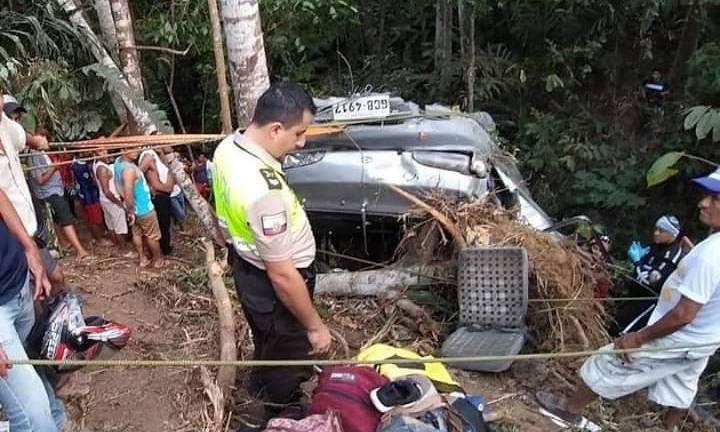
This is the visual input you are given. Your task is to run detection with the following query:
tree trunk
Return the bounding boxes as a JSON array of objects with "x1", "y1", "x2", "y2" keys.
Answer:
[
  {"x1": 92, "y1": 0, "x2": 128, "y2": 124},
  {"x1": 110, "y1": 0, "x2": 144, "y2": 96},
  {"x1": 208, "y1": 0, "x2": 234, "y2": 133},
  {"x1": 467, "y1": 6, "x2": 476, "y2": 112},
  {"x1": 434, "y1": 0, "x2": 453, "y2": 97},
  {"x1": 315, "y1": 266, "x2": 449, "y2": 296},
  {"x1": 669, "y1": 0, "x2": 704, "y2": 85},
  {"x1": 219, "y1": 0, "x2": 270, "y2": 127},
  {"x1": 165, "y1": 152, "x2": 226, "y2": 246},
  {"x1": 93, "y1": 0, "x2": 118, "y2": 55},
  {"x1": 56, "y1": 0, "x2": 157, "y2": 134}
]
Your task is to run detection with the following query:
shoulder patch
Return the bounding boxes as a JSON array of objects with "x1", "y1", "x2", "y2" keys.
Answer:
[
  {"x1": 261, "y1": 211, "x2": 288, "y2": 236},
  {"x1": 259, "y1": 168, "x2": 283, "y2": 190}
]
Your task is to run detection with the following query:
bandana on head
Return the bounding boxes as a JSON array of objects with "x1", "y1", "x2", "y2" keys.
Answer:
[{"x1": 655, "y1": 215, "x2": 680, "y2": 240}]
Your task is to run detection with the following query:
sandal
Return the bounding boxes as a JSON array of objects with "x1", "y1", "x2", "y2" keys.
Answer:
[{"x1": 535, "y1": 391, "x2": 601, "y2": 431}]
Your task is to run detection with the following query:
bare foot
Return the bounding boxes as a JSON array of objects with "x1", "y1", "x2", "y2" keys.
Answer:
[
  {"x1": 77, "y1": 249, "x2": 91, "y2": 259},
  {"x1": 139, "y1": 257, "x2": 151, "y2": 268},
  {"x1": 150, "y1": 259, "x2": 165, "y2": 269}
]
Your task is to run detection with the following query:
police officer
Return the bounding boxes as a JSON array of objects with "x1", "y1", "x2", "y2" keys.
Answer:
[{"x1": 213, "y1": 83, "x2": 331, "y2": 424}]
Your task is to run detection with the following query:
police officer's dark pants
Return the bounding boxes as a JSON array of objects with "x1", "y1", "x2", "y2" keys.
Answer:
[
  {"x1": 229, "y1": 248, "x2": 315, "y2": 411},
  {"x1": 152, "y1": 192, "x2": 172, "y2": 255}
]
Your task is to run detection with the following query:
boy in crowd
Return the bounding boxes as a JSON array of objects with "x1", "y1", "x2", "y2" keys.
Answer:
[{"x1": 70, "y1": 152, "x2": 109, "y2": 245}]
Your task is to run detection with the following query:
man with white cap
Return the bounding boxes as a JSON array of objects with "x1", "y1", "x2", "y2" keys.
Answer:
[{"x1": 537, "y1": 166, "x2": 720, "y2": 431}]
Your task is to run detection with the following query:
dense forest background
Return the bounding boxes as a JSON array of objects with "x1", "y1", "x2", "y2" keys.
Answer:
[{"x1": 2, "y1": 0, "x2": 720, "y2": 251}]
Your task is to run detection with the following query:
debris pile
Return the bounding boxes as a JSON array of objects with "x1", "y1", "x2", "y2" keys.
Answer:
[{"x1": 398, "y1": 193, "x2": 610, "y2": 352}]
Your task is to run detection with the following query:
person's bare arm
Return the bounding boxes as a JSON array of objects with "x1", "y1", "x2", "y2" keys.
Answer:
[
  {"x1": 121, "y1": 167, "x2": 137, "y2": 224},
  {"x1": 265, "y1": 260, "x2": 332, "y2": 354},
  {"x1": 97, "y1": 166, "x2": 123, "y2": 207},
  {"x1": 31, "y1": 156, "x2": 58, "y2": 185},
  {"x1": 615, "y1": 296, "x2": 702, "y2": 362},
  {"x1": 0, "y1": 188, "x2": 51, "y2": 300},
  {"x1": 140, "y1": 156, "x2": 172, "y2": 193}
]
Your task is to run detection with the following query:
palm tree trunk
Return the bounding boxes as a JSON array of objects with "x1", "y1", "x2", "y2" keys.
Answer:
[
  {"x1": 219, "y1": 0, "x2": 270, "y2": 127},
  {"x1": 93, "y1": 0, "x2": 127, "y2": 124},
  {"x1": 110, "y1": 0, "x2": 144, "y2": 95},
  {"x1": 94, "y1": 0, "x2": 118, "y2": 55},
  {"x1": 208, "y1": 0, "x2": 234, "y2": 133},
  {"x1": 57, "y1": 0, "x2": 157, "y2": 133}
]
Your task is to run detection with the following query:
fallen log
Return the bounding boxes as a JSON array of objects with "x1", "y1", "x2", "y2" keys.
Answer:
[
  {"x1": 315, "y1": 266, "x2": 450, "y2": 296},
  {"x1": 204, "y1": 239, "x2": 237, "y2": 396}
]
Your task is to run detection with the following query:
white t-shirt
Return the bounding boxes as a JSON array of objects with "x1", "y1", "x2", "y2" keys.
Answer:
[
  {"x1": 648, "y1": 232, "x2": 720, "y2": 356},
  {"x1": 0, "y1": 113, "x2": 37, "y2": 236},
  {"x1": 139, "y1": 150, "x2": 181, "y2": 197},
  {"x1": 93, "y1": 160, "x2": 120, "y2": 204}
]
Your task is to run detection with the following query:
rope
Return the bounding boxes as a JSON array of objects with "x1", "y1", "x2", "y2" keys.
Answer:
[{"x1": 10, "y1": 340, "x2": 720, "y2": 368}]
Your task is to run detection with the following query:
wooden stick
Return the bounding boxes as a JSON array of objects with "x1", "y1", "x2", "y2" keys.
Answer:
[
  {"x1": 204, "y1": 239, "x2": 237, "y2": 396},
  {"x1": 388, "y1": 185, "x2": 467, "y2": 250}
]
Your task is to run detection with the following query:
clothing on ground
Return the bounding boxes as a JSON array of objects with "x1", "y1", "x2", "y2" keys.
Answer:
[
  {"x1": 213, "y1": 132, "x2": 315, "y2": 270},
  {"x1": 152, "y1": 191, "x2": 172, "y2": 254},
  {"x1": 580, "y1": 341, "x2": 709, "y2": 409},
  {"x1": 70, "y1": 159, "x2": 100, "y2": 205},
  {"x1": 113, "y1": 157, "x2": 154, "y2": 217},
  {"x1": 43, "y1": 194, "x2": 75, "y2": 227},
  {"x1": 647, "y1": 232, "x2": 720, "y2": 357},
  {"x1": 131, "y1": 211, "x2": 161, "y2": 241},
  {"x1": 0, "y1": 276, "x2": 66, "y2": 431},
  {"x1": 0, "y1": 220, "x2": 28, "y2": 304},
  {"x1": 26, "y1": 151, "x2": 64, "y2": 200},
  {"x1": 0, "y1": 113, "x2": 37, "y2": 236},
  {"x1": 230, "y1": 248, "x2": 315, "y2": 407}
]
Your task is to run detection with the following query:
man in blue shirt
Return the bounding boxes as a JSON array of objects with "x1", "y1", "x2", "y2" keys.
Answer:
[
  {"x1": 0, "y1": 187, "x2": 65, "y2": 431},
  {"x1": 114, "y1": 148, "x2": 163, "y2": 268}
]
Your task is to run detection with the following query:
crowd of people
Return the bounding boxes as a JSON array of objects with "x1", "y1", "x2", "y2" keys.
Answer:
[{"x1": 0, "y1": 92, "x2": 216, "y2": 431}]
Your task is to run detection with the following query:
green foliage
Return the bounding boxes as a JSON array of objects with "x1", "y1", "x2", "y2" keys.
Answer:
[
  {"x1": 261, "y1": 0, "x2": 359, "y2": 85},
  {"x1": 9, "y1": 60, "x2": 107, "y2": 140},
  {"x1": 646, "y1": 151, "x2": 685, "y2": 187},
  {"x1": 686, "y1": 42, "x2": 720, "y2": 105},
  {"x1": 683, "y1": 105, "x2": 720, "y2": 142}
]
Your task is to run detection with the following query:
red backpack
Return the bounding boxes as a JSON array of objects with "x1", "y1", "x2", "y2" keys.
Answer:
[{"x1": 309, "y1": 366, "x2": 389, "y2": 432}]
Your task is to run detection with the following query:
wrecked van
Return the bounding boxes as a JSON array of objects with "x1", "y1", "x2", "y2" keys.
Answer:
[{"x1": 283, "y1": 95, "x2": 552, "y2": 262}]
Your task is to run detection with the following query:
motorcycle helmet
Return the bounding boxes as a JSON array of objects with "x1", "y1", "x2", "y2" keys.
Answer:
[{"x1": 37, "y1": 293, "x2": 131, "y2": 372}]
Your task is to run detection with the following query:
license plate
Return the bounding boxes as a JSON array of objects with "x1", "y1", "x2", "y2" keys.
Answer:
[{"x1": 332, "y1": 95, "x2": 390, "y2": 121}]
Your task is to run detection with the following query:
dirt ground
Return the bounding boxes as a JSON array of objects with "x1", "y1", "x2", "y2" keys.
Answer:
[
  {"x1": 51, "y1": 221, "x2": 716, "y2": 432},
  {"x1": 58, "y1": 226, "x2": 209, "y2": 432}
]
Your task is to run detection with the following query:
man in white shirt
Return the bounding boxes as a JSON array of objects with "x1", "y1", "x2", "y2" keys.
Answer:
[
  {"x1": 0, "y1": 95, "x2": 66, "y2": 291},
  {"x1": 537, "y1": 167, "x2": 720, "y2": 431}
]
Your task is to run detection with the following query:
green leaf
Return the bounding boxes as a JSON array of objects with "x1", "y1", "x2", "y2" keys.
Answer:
[
  {"x1": 696, "y1": 110, "x2": 717, "y2": 140},
  {"x1": 684, "y1": 105, "x2": 710, "y2": 130},
  {"x1": 714, "y1": 121, "x2": 720, "y2": 143},
  {"x1": 646, "y1": 151, "x2": 685, "y2": 187}
]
